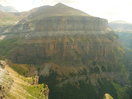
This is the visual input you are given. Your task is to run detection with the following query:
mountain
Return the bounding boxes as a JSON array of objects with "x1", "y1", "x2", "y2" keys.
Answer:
[
  {"x1": 109, "y1": 20, "x2": 132, "y2": 49},
  {"x1": 0, "y1": 11, "x2": 20, "y2": 35},
  {"x1": 109, "y1": 21, "x2": 132, "y2": 99},
  {"x1": 0, "y1": 11, "x2": 19, "y2": 26},
  {"x1": 0, "y1": 4, "x2": 17, "y2": 12},
  {"x1": 0, "y1": 3, "x2": 131, "y2": 99},
  {"x1": 110, "y1": 20, "x2": 128, "y2": 24},
  {"x1": 109, "y1": 21, "x2": 132, "y2": 32},
  {"x1": 4, "y1": 3, "x2": 108, "y2": 36},
  {"x1": 26, "y1": 3, "x2": 89, "y2": 21},
  {"x1": 0, "y1": 11, "x2": 19, "y2": 35},
  {"x1": 0, "y1": 11, "x2": 29, "y2": 33}
]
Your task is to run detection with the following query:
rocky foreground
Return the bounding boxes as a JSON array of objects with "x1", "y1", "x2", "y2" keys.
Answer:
[{"x1": 0, "y1": 61, "x2": 48, "y2": 99}]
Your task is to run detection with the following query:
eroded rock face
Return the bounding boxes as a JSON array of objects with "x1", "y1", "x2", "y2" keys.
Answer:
[
  {"x1": 8, "y1": 20, "x2": 126, "y2": 99},
  {"x1": 10, "y1": 16, "x2": 108, "y2": 33},
  {"x1": 6, "y1": 3, "x2": 109, "y2": 36},
  {"x1": 0, "y1": 3, "x2": 129, "y2": 99},
  {"x1": 0, "y1": 67, "x2": 13, "y2": 99}
]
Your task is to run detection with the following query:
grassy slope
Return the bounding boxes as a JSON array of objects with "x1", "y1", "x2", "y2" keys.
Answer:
[
  {"x1": 0, "y1": 61, "x2": 48, "y2": 99},
  {"x1": 0, "y1": 12, "x2": 18, "y2": 26}
]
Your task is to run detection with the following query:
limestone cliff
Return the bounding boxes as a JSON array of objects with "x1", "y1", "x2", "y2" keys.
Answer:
[
  {"x1": 6, "y1": 3, "x2": 109, "y2": 36},
  {"x1": 0, "y1": 3, "x2": 130, "y2": 99}
]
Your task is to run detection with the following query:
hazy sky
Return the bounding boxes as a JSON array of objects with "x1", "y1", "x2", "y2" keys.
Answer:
[{"x1": 0, "y1": 0, "x2": 132, "y2": 23}]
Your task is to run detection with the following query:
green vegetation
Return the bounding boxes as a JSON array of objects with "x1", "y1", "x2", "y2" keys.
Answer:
[
  {"x1": 6, "y1": 78, "x2": 48, "y2": 99},
  {"x1": 0, "y1": 12, "x2": 18, "y2": 26},
  {"x1": 116, "y1": 32, "x2": 132, "y2": 99},
  {"x1": 8, "y1": 61, "x2": 37, "y2": 76},
  {"x1": 4, "y1": 64, "x2": 48, "y2": 99},
  {"x1": 0, "y1": 34, "x2": 129, "y2": 99},
  {"x1": 25, "y1": 84, "x2": 48, "y2": 99},
  {"x1": 0, "y1": 39, "x2": 18, "y2": 59},
  {"x1": 112, "y1": 82, "x2": 129, "y2": 99}
]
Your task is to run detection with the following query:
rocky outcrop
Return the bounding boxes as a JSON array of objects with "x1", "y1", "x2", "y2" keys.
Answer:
[
  {"x1": 0, "y1": 61, "x2": 49, "y2": 99},
  {"x1": 0, "y1": 66, "x2": 13, "y2": 99},
  {"x1": 104, "y1": 93, "x2": 114, "y2": 99}
]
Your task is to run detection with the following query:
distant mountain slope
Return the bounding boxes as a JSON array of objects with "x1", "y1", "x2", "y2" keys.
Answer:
[
  {"x1": 0, "y1": 4, "x2": 17, "y2": 12},
  {"x1": 109, "y1": 21, "x2": 132, "y2": 99},
  {"x1": 0, "y1": 11, "x2": 29, "y2": 33},
  {"x1": 109, "y1": 21, "x2": 132, "y2": 32},
  {"x1": 109, "y1": 20, "x2": 132, "y2": 49},
  {"x1": 0, "y1": 11, "x2": 19, "y2": 34},
  {"x1": 0, "y1": 11, "x2": 18, "y2": 26}
]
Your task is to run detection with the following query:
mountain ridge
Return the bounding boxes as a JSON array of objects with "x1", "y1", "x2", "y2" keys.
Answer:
[
  {"x1": 0, "y1": 4, "x2": 17, "y2": 12},
  {"x1": 109, "y1": 21, "x2": 132, "y2": 32},
  {"x1": 27, "y1": 3, "x2": 89, "y2": 19},
  {"x1": 4, "y1": 3, "x2": 108, "y2": 36}
]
